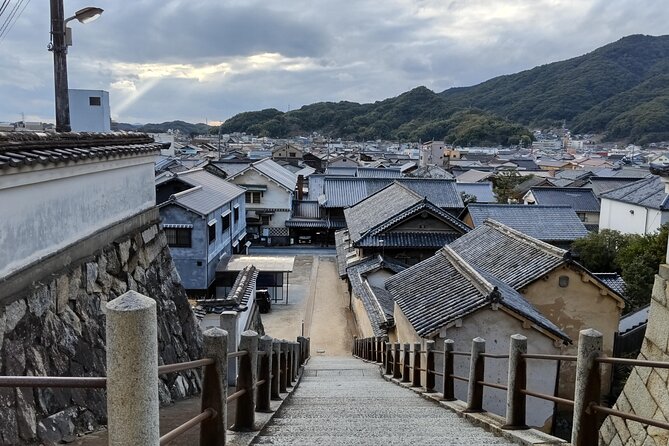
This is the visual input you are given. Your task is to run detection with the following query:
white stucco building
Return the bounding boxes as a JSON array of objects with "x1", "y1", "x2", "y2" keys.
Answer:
[{"x1": 599, "y1": 176, "x2": 669, "y2": 235}]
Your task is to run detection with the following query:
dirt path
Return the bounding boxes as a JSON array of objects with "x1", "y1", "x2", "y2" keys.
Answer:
[{"x1": 304, "y1": 256, "x2": 356, "y2": 356}]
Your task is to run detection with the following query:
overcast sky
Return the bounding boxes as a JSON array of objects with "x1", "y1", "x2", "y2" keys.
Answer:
[{"x1": 0, "y1": 0, "x2": 667, "y2": 124}]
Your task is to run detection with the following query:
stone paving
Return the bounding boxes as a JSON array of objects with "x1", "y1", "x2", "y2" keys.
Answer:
[{"x1": 252, "y1": 357, "x2": 516, "y2": 445}]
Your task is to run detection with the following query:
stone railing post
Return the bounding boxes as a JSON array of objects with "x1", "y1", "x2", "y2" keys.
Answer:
[
  {"x1": 353, "y1": 336, "x2": 358, "y2": 356},
  {"x1": 377, "y1": 337, "x2": 383, "y2": 363},
  {"x1": 504, "y1": 334, "x2": 528, "y2": 429},
  {"x1": 385, "y1": 342, "x2": 393, "y2": 375},
  {"x1": 571, "y1": 329, "x2": 602, "y2": 446},
  {"x1": 425, "y1": 340, "x2": 435, "y2": 393},
  {"x1": 292, "y1": 342, "x2": 299, "y2": 382},
  {"x1": 443, "y1": 339, "x2": 455, "y2": 401},
  {"x1": 392, "y1": 343, "x2": 402, "y2": 379},
  {"x1": 298, "y1": 336, "x2": 307, "y2": 364},
  {"x1": 106, "y1": 291, "x2": 160, "y2": 446},
  {"x1": 257, "y1": 335, "x2": 273, "y2": 412},
  {"x1": 286, "y1": 341, "x2": 294, "y2": 387},
  {"x1": 370, "y1": 337, "x2": 375, "y2": 361},
  {"x1": 220, "y1": 310, "x2": 238, "y2": 386},
  {"x1": 412, "y1": 342, "x2": 422, "y2": 387},
  {"x1": 466, "y1": 337, "x2": 485, "y2": 412},
  {"x1": 235, "y1": 330, "x2": 258, "y2": 431},
  {"x1": 200, "y1": 328, "x2": 229, "y2": 445},
  {"x1": 402, "y1": 343, "x2": 411, "y2": 382},
  {"x1": 280, "y1": 340, "x2": 288, "y2": 393},
  {"x1": 271, "y1": 339, "x2": 282, "y2": 400}
]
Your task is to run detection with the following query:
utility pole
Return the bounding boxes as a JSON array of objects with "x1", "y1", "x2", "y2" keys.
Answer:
[{"x1": 49, "y1": 0, "x2": 71, "y2": 132}]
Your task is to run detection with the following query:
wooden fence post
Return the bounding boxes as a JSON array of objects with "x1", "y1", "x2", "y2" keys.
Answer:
[
  {"x1": 234, "y1": 330, "x2": 258, "y2": 431},
  {"x1": 200, "y1": 328, "x2": 228, "y2": 445},
  {"x1": 443, "y1": 339, "x2": 455, "y2": 401},
  {"x1": 425, "y1": 340, "x2": 435, "y2": 393},
  {"x1": 412, "y1": 342, "x2": 422, "y2": 387},
  {"x1": 504, "y1": 334, "x2": 528, "y2": 430},
  {"x1": 466, "y1": 337, "x2": 485, "y2": 412},
  {"x1": 572, "y1": 329, "x2": 602, "y2": 446}
]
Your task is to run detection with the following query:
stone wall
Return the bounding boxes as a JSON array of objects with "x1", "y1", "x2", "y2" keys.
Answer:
[
  {"x1": 0, "y1": 221, "x2": 202, "y2": 445},
  {"x1": 599, "y1": 265, "x2": 669, "y2": 446}
]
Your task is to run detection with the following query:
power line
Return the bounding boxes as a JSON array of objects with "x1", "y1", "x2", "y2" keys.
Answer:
[
  {"x1": 0, "y1": 0, "x2": 12, "y2": 20},
  {"x1": 0, "y1": 0, "x2": 29, "y2": 44},
  {"x1": 0, "y1": 0, "x2": 21, "y2": 38}
]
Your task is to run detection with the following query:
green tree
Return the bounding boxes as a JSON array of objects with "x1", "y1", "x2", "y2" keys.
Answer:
[
  {"x1": 571, "y1": 229, "x2": 629, "y2": 273},
  {"x1": 493, "y1": 170, "x2": 526, "y2": 203},
  {"x1": 460, "y1": 191, "x2": 478, "y2": 205}
]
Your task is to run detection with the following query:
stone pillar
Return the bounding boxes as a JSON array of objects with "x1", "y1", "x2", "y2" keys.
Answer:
[
  {"x1": 402, "y1": 343, "x2": 411, "y2": 382},
  {"x1": 297, "y1": 336, "x2": 307, "y2": 364},
  {"x1": 285, "y1": 340, "x2": 293, "y2": 387},
  {"x1": 257, "y1": 335, "x2": 273, "y2": 412},
  {"x1": 280, "y1": 340, "x2": 289, "y2": 392},
  {"x1": 466, "y1": 337, "x2": 485, "y2": 412},
  {"x1": 200, "y1": 328, "x2": 228, "y2": 444},
  {"x1": 443, "y1": 339, "x2": 455, "y2": 401},
  {"x1": 292, "y1": 342, "x2": 299, "y2": 382},
  {"x1": 412, "y1": 342, "x2": 422, "y2": 388},
  {"x1": 220, "y1": 310, "x2": 238, "y2": 386},
  {"x1": 385, "y1": 342, "x2": 393, "y2": 375},
  {"x1": 353, "y1": 336, "x2": 358, "y2": 356},
  {"x1": 504, "y1": 334, "x2": 528, "y2": 429},
  {"x1": 106, "y1": 291, "x2": 159, "y2": 446},
  {"x1": 392, "y1": 343, "x2": 402, "y2": 379},
  {"x1": 235, "y1": 330, "x2": 258, "y2": 431},
  {"x1": 571, "y1": 329, "x2": 602, "y2": 446},
  {"x1": 425, "y1": 340, "x2": 435, "y2": 393},
  {"x1": 271, "y1": 339, "x2": 282, "y2": 400}
]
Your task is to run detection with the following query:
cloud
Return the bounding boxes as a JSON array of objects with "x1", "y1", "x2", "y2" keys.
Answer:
[{"x1": 0, "y1": 0, "x2": 667, "y2": 123}]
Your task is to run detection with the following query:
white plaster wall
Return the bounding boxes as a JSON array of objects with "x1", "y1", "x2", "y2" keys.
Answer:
[
  {"x1": 0, "y1": 156, "x2": 156, "y2": 277},
  {"x1": 599, "y1": 199, "x2": 666, "y2": 235},
  {"x1": 69, "y1": 89, "x2": 111, "y2": 132},
  {"x1": 439, "y1": 307, "x2": 560, "y2": 430},
  {"x1": 229, "y1": 169, "x2": 292, "y2": 228}
]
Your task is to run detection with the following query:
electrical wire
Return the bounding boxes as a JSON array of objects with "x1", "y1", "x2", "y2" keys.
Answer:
[
  {"x1": 0, "y1": 0, "x2": 12, "y2": 20},
  {"x1": 0, "y1": 0, "x2": 30, "y2": 45}
]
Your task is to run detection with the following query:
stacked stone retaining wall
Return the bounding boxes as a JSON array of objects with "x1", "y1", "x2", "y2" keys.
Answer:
[
  {"x1": 0, "y1": 219, "x2": 202, "y2": 445},
  {"x1": 599, "y1": 266, "x2": 669, "y2": 446}
]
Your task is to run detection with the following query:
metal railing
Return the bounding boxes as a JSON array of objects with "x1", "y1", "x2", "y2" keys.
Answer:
[
  {"x1": 353, "y1": 329, "x2": 669, "y2": 446},
  {"x1": 0, "y1": 291, "x2": 311, "y2": 446}
]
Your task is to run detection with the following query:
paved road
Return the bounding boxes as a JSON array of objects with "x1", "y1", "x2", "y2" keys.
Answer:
[{"x1": 252, "y1": 357, "x2": 516, "y2": 445}]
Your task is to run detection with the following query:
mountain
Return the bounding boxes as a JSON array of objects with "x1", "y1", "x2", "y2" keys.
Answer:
[
  {"x1": 219, "y1": 34, "x2": 669, "y2": 144},
  {"x1": 135, "y1": 120, "x2": 213, "y2": 135}
]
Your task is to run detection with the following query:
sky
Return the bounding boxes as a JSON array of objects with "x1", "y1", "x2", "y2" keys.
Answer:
[{"x1": 0, "y1": 0, "x2": 667, "y2": 124}]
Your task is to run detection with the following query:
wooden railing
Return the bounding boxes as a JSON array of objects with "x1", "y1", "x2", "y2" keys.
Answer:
[
  {"x1": 0, "y1": 291, "x2": 311, "y2": 445},
  {"x1": 353, "y1": 329, "x2": 669, "y2": 446}
]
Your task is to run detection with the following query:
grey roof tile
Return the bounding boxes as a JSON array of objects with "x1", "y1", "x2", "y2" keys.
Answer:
[
  {"x1": 600, "y1": 175, "x2": 669, "y2": 210},
  {"x1": 385, "y1": 246, "x2": 569, "y2": 340},
  {"x1": 464, "y1": 204, "x2": 588, "y2": 242},
  {"x1": 530, "y1": 187, "x2": 601, "y2": 213},
  {"x1": 455, "y1": 182, "x2": 496, "y2": 203},
  {"x1": 231, "y1": 158, "x2": 297, "y2": 191},
  {"x1": 162, "y1": 168, "x2": 246, "y2": 215}
]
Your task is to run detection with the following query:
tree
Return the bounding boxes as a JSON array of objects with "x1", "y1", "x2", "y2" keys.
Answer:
[
  {"x1": 493, "y1": 170, "x2": 526, "y2": 203},
  {"x1": 571, "y1": 229, "x2": 629, "y2": 273},
  {"x1": 460, "y1": 191, "x2": 478, "y2": 205}
]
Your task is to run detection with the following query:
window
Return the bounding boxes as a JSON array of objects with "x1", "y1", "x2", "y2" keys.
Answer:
[
  {"x1": 245, "y1": 191, "x2": 261, "y2": 204},
  {"x1": 577, "y1": 212, "x2": 586, "y2": 222},
  {"x1": 166, "y1": 228, "x2": 191, "y2": 247},
  {"x1": 222, "y1": 213, "x2": 230, "y2": 232},
  {"x1": 234, "y1": 207, "x2": 240, "y2": 223},
  {"x1": 289, "y1": 152, "x2": 296, "y2": 157},
  {"x1": 89, "y1": 96, "x2": 101, "y2": 106},
  {"x1": 261, "y1": 215, "x2": 271, "y2": 225},
  {"x1": 208, "y1": 222, "x2": 216, "y2": 244}
]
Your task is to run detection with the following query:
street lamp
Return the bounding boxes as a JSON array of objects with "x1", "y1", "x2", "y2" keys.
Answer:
[{"x1": 49, "y1": 2, "x2": 103, "y2": 132}]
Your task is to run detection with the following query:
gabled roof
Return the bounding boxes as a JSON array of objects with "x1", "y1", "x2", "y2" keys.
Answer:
[
  {"x1": 600, "y1": 175, "x2": 669, "y2": 210},
  {"x1": 386, "y1": 245, "x2": 569, "y2": 341},
  {"x1": 455, "y1": 169, "x2": 494, "y2": 183},
  {"x1": 455, "y1": 182, "x2": 496, "y2": 203},
  {"x1": 585, "y1": 177, "x2": 643, "y2": 197},
  {"x1": 593, "y1": 273, "x2": 626, "y2": 297},
  {"x1": 347, "y1": 255, "x2": 406, "y2": 336},
  {"x1": 449, "y1": 219, "x2": 569, "y2": 289},
  {"x1": 158, "y1": 168, "x2": 246, "y2": 216},
  {"x1": 529, "y1": 187, "x2": 600, "y2": 213},
  {"x1": 229, "y1": 158, "x2": 297, "y2": 191},
  {"x1": 463, "y1": 204, "x2": 588, "y2": 242},
  {"x1": 320, "y1": 177, "x2": 463, "y2": 209}
]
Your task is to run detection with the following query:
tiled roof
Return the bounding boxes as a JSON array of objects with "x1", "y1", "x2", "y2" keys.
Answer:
[
  {"x1": 386, "y1": 246, "x2": 569, "y2": 340},
  {"x1": 356, "y1": 232, "x2": 461, "y2": 248},
  {"x1": 585, "y1": 177, "x2": 642, "y2": 196},
  {"x1": 231, "y1": 158, "x2": 297, "y2": 191},
  {"x1": 594, "y1": 273, "x2": 626, "y2": 297},
  {"x1": 618, "y1": 305, "x2": 649, "y2": 334},
  {"x1": 194, "y1": 265, "x2": 258, "y2": 316},
  {"x1": 449, "y1": 220, "x2": 568, "y2": 289},
  {"x1": 347, "y1": 255, "x2": 406, "y2": 336},
  {"x1": 320, "y1": 177, "x2": 463, "y2": 209},
  {"x1": 529, "y1": 187, "x2": 601, "y2": 213},
  {"x1": 345, "y1": 183, "x2": 422, "y2": 242},
  {"x1": 356, "y1": 167, "x2": 402, "y2": 178},
  {"x1": 285, "y1": 218, "x2": 328, "y2": 228},
  {"x1": 600, "y1": 175, "x2": 669, "y2": 210},
  {"x1": 455, "y1": 182, "x2": 496, "y2": 203},
  {"x1": 335, "y1": 229, "x2": 354, "y2": 278},
  {"x1": 161, "y1": 168, "x2": 246, "y2": 216},
  {"x1": 455, "y1": 169, "x2": 494, "y2": 183},
  {"x1": 464, "y1": 204, "x2": 588, "y2": 242},
  {"x1": 0, "y1": 132, "x2": 162, "y2": 170}
]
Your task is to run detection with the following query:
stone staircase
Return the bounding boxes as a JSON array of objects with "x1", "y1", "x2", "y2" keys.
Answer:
[{"x1": 252, "y1": 356, "x2": 516, "y2": 445}]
